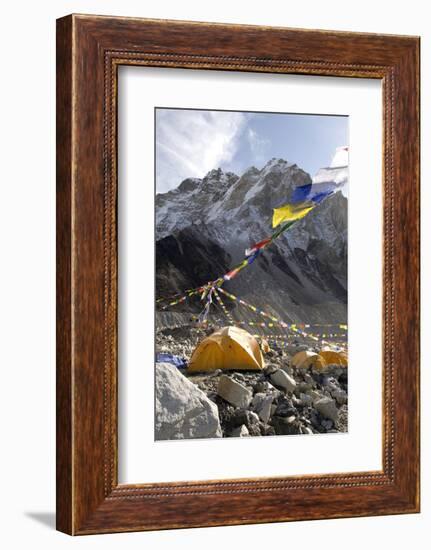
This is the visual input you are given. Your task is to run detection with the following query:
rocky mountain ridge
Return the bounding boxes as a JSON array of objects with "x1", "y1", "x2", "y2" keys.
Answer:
[{"x1": 156, "y1": 157, "x2": 348, "y2": 324}]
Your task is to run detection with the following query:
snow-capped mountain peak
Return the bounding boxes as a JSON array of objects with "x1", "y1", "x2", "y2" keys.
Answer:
[{"x1": 156, "y1": 150, "x2": 348, "y2": 323}]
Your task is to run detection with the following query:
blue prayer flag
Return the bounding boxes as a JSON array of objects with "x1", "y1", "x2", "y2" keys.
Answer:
[{"x1": 290, "y1": 184, "x2": 312, "y2": 203}]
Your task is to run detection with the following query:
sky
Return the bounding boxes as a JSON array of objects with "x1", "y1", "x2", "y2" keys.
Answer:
[{"x1": 155, "y1": 108, "x2": 348, "y2": 193}]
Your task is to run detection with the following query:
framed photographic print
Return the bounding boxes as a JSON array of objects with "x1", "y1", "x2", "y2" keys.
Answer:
[{"x1": 56, "y1": 14, "x2": 420, "y2": 534}]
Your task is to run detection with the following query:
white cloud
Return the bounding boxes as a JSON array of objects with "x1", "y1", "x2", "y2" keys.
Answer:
[
  {"x1": 156, "y1": 109, "x2": 247, "y2": 192},
  {"x1": 247, "y1": 127, "x2": 270, "y2": 162}
]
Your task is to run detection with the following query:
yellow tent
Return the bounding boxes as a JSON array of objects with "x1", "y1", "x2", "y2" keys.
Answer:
[
  {"x1": 292, "y1": 350, "x2": 325, "y2": 370},
  {"x1": 319, "y1": 349, "x2": 348, "y2": 367},
  {"x1": 188, "y1": 326, "x2": 264, "y2": 372}
]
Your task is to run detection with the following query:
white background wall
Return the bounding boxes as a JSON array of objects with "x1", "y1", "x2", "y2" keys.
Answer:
[{"x1": 0, "y1": 1, "x2": 427, "y2": 548}]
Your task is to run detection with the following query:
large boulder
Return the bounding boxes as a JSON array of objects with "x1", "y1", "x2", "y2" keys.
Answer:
[
  {"x1": 270, "y1": 369, "x2": 297, "y2": 393},
  {"x1": 155, "y1": 362, "x2": 222, "y2": 440},
  {"x1": 217, "y1": 375, "x2": 253, "y2": 408},
  {"x1": 314, "y1": 396, "x2": 339, "y2": 423}
]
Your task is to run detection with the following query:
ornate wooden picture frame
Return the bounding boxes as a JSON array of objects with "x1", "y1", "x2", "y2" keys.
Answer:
[{"x1": 56, "y1": 14, "x2": 420, "y2": 535}]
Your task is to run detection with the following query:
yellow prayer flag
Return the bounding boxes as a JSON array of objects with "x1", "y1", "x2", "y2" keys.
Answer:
[{"x1": 272, "y1": 202, "x2": 315, "y2": 228}]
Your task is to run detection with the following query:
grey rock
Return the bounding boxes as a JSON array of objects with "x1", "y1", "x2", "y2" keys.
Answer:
[
  {"x1": 247, "y1": 410, "x2": 260, "y2": 424},
  {"x1": 322, "y1": 376, "x2": 339, "y2": 391},
  {"x1": 225, "y1": 409, "x2": 261, "y2": 436},
  {"x1": 217, "y1": 375, "x2": 253, "y2": 408},
  {"x1": 327, "y1": 366, "x2": 344, "y2": 378},
  {"x1": 253, "y1": 380, "x2": 271, "y2": 393},
  {"x1": 210, "y1": 369, "x2": 223, "y2": 377},
  {"x1": 263, "y1": 363, "x2": 279, "y2": 376},
  {"x1": 332, "y1": 388, "x2": 348, "y2": 405},
  {"x1": 260, "y1": 424, "x2": 276, "y2": 436},
  {"x1": 155, "y1": 363, "x2": 222, "y2": 440},
  {"x1": 303, "y1": 373, "x2": 316, "y2": 386},
  {"x1": 252, "y1": 393, "x2": 266, "y2": 407},
  {"x1": 297, "y1": 381, "x2": 313, "y2": 393},
  {"x1": 226, "y1": 409, "x2": 259, "y2": 429},
  {"x1": 299, "y1": 392, "x2": 313, "y2": 406},
  {"x1": 271, "y1": 415, "x2": 302, "y2": 436},
  {"x1": 274, "y1": 396, "x2": 297, "y2": 417},
  {"x1": 314, "y1": 397, "x2": 339, "y2": 422},
  {"x1": 287, "y1": 344, "x2": 309, "y2": 354},
  {"x1": 270, "y1": 369, "x2": 297, "y2": 393},
  {"x1": 291, "y1": 394, "x2": 302, "y2": 406},
  {"x1": 280, "y1": 364, "x2": 294, "y2": 376},
  {"x1": 308, "y1": 389, "x2": 324, "y2": 403},
  {"x1": 321, "y1": 419, "x2": 334, "y2": 430},
  {"x1": 310, "y1": 411, "x2": 323, "y2": 431},
  {"x1": 230, "y1": 424, "x2": 250, "y2": 437},
  {"x1": 252, "y1": 393, "x2": 274, "y2": 424}
]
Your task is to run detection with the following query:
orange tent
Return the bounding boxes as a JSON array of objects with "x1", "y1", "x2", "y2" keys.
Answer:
[
  {"x1": 319, "y1": 349, "x2": 348, "y2": 367},
  {"x1": 292, "y1": 350, "x2": 325, "y2": 370},
  {"x1": 188, "y1": 326, "x2": 264, "y2": 372}
]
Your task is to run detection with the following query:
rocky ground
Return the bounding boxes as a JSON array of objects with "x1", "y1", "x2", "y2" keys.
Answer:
[{"x1": 155, "y1": 325, "x2": 348, "y2": 440}]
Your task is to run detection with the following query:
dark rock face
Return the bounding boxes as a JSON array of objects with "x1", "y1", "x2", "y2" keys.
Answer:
[
  {"x1": 156, "y1": 158, "x2": 347, "y2": 324},
  {"x1": 156, "y1": 226, "x2": 232, "y2": 306}
]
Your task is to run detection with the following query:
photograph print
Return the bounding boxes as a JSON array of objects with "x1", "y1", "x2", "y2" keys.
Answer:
[{"x1": 155, "y1": 107, "x2": 348, "y2": 441}]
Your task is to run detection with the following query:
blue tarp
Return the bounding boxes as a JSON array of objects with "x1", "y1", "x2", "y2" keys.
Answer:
[{"x1": 155, "y1": 353, "x2": 188, "y2": 369}]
